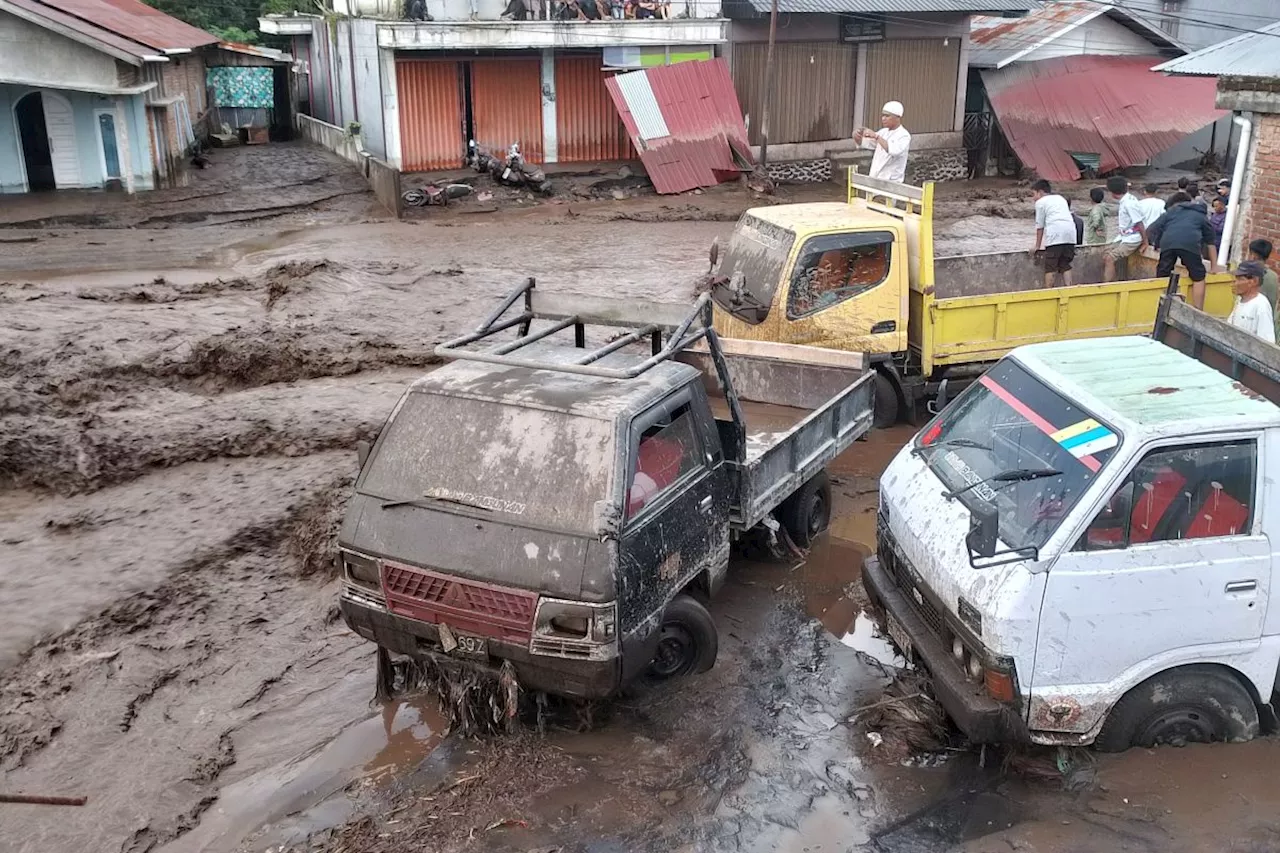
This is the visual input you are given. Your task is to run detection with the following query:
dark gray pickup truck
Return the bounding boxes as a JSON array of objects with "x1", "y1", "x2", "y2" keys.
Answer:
[{"x1": 337, "y1": 280, "x2": 875, "y2": 699}]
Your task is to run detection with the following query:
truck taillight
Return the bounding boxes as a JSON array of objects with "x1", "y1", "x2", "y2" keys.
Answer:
[{"x1": 984, "y1": 668, "x2": 1015, "y2": 703}]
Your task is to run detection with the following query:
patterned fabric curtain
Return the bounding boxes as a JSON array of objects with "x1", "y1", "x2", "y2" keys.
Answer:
[{"x1": 207, "y1": 67, "x2": 275, "y2": 109}]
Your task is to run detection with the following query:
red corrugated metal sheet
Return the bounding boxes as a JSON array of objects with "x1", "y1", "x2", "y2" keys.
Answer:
[
  {"x1": 983, "y1": 55, "x2": 1226, "y2": 182},
  {"x1": 606, "y1": 58, "x2": 753, "y2": 195},
  {"x1": 555, "y1": 57, "x2": 633, "y2": 163},
  {"x1": 398, "y1": 60, "x2": 464, "y2": 172},
  {"x1": 471, "y1": 59, "x2": 545, "y2": 164},
  {"x1": 29, "y1": 0, "x2": 217, "y2": 51}
]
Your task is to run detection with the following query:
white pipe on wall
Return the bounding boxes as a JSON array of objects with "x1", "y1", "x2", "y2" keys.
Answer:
[{"x1": 1220, "y1": 112, "x2": 1253, "y2": 267}]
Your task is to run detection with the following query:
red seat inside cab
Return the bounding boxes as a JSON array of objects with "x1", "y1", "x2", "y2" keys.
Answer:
[
  {"x1": 1088, "y1": 467, "x2": 1250, "y2": 548},
  {"x1": 627, "y1": 436, "x2": 685, "y2": 518}
]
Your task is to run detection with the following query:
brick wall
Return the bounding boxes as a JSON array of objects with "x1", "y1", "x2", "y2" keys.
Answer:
[
  {"x1": 158, "y1": 52, "x2": 209, "y2": 152},
  {"x1": 1241, "y1": 112, "x2": 1280, "y2": 274}
]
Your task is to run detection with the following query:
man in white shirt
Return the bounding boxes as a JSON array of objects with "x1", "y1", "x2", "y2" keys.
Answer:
[
  {"x1": 1138, "y1": 183, "x2": 1165, "y2": 230},
  {"x1": 854, "y1": 101, "x2": 911, "y2": 183},
  {"x1": 1227, "y1": 261, "x2": 1276, "y2": 344},
  {"x1": 1030, "y1": 179, "x2": 1077, "y2": 288},
  {"x1": 1103, "y1": 176, "x2": 1149, "y2": 282}
]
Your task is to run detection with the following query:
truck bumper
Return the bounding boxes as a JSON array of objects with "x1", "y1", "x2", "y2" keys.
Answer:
[
  {"x1": 340, "y1": 592, "x2": 623, "y2": 700},
  {"x1": 862, "y1": 556, "x2": 1025, "y2": 744}
]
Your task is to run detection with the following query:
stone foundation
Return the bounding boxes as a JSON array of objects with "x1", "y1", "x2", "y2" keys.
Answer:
[
  {"x1": 828, "y1": 147, "x2": 968, "y2": 184},
  {"x1": 764, "y1": 159, "x2": 833, "y2": 184}
]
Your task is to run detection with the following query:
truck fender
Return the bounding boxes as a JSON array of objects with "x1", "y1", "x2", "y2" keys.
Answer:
[{"x1": 872, "y1": 363, "x2": 905, "y2": 429}]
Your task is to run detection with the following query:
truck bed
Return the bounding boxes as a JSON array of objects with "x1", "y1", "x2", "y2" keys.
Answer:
[
  {"x1": 678, "y1": 338, "x2": 874, "y2": 530},
  {"x1": 913, "y1": 248, "x2": 1234, "y2": 372}
]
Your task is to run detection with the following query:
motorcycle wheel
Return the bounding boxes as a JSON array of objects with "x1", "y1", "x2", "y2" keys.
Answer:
[{"x1": 401, "y1": 188, "x2": 427, "y2": 207}]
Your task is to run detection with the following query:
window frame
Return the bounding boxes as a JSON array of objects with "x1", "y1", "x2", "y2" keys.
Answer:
[
  {"x1": 622, "y1": 392, "x2": 707, "y2": 527},
  {"x1": 1074, "y1": 436, "x2": 1260, "y2": 553},
  {"x1": 785, "y1": 229, "x2": 895, "y2": 321}
]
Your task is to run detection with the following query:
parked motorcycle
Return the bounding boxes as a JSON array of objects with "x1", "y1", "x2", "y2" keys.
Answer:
[
  {"x1": 468, "y1": 141, "x2": 552, "y2": 194},
  {"x1": 401, "y1": 182, "x2": 473, "y2": 208}
]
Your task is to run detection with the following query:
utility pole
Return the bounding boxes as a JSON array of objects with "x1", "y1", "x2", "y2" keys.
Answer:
[{"x1": 758, "y1": 0, "x2": 779, "y2": 168}]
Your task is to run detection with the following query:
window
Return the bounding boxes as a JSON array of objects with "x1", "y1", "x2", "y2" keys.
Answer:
[
  {"x1": 787, "y1": 232, "x2": 893, "y2": 320},
  {"x1": 1160, "y1": 0, "x2": 1181, "y2": 37},
  {"x1": 1079, "y1": 440, "x2": 1256, "y2": 551},
  {"x1": 626, "y1": 405, "x2": 703, "y2": 520}
]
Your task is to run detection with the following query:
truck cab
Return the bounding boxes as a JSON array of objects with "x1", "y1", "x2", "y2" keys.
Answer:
[{"x1": 865, "y1": 293, "x2": 1280, "y2": 750}]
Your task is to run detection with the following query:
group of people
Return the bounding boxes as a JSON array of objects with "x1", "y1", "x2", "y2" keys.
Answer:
[
  {"x1": 1031, "y1": 175, "x2": 1279, "y2": 344},
  {"x1": 499, "y1": 0, "x2": 670, "y2": 20}
]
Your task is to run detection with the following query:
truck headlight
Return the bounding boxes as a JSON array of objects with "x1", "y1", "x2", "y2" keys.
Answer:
[
  {"x1": 341, "y1": 550, "x2": 380, "y2": 589},
  {"x1": 533, "y1": 599, "x2": 617, "y2": 645}
]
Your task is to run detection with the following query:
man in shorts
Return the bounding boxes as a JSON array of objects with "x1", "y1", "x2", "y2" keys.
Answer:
[
  {"x1": 1103, "y1": 176, "x2": 1148, "y2": 283},
  {"x1": 1030, "y1": 179, "x2": 1077, "y2": 288},
  {"x1": 1145, "y1": 191, "x2": 1219, "y2": 310}
]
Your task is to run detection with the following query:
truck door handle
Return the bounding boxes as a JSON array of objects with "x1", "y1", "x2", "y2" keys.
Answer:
[
  {"x1": 699, "y1": 495, "x2": 713, "y2": 512},
  {"x1": 1225, "y1": 580, "x2": 1257, "y2": 593}
]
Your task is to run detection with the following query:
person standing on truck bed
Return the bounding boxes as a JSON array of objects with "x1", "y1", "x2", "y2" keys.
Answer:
[
  {"x1": 1030, "y1": 179, "x2": 1077, "y2": 288},
  {"x1": 853, "y1": 101, "x2": 911, "y2": 183},
  {"x1": 1227, "y1": 260, "x2": 1276, "y2": 344},
  {"x1": 1146, "y1": 191, "x2": 1219, "y2": 311},
  {"x1": 1103, "y1": 176, "x2": 1148, "y2": 285},
  {"x1": 1139, "y1": 184, "x2": 1166, "y2": 233}
]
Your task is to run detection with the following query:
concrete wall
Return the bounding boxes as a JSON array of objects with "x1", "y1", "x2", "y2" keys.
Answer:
[
  {"x1": 1150, "y1": 114, "x2": 1237, "y2": 171},
  {"x1": 1161, "y1": 0, "x2": 1280, "y2": 51},
  {"x1": 0, "y1": 83, "x2": 153, "y2": 193},
  {"x1": 1019, "y1": 15, "x2": 1157, "y2": 63},
  {"x1": 337, "y1": 0, "x2": 720, "y2": 20},
  {"x1": 350, "y1": 19, "x2": 385, "y2": 159},
  {"x1": 297, "y1": 112, "x2": 401, "y2": 216},
  {"x1": 0, "y1": 11, "x2": 122, "y2": 92}
]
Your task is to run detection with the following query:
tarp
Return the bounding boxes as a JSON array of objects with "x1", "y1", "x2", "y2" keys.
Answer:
[
  {"x1": 982, "y1": 55, "x2": 1226, "y2": 182},
  {"x1": 207, "y1": 66, "x2": 274, "y2": 109},
  {"x1": 605, "y1": 59, "x2": 753, "y2": 195}
]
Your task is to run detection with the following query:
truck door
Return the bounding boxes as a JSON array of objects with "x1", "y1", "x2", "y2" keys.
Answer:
[
  {"x1": 776, "y1": 229, "x2": 906, "y2": 356},
  {"x1": 617, "y1": 389, "x2": 730, "y2": 640},
  {"x1": 1030, "y1": 436, "x2": 1269, "y2": 735}
]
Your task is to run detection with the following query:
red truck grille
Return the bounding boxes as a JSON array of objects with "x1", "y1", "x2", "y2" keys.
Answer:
[{"x1": 381, "y1": 562, "x2": 537, "y2": 643}]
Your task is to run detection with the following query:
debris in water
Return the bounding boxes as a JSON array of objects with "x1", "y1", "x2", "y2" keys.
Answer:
[
  {"x1": 375, "y1": 650, "x2": 521, "y2": 737},
  {"x1": 857, "y1": 671, "x2": 950, "y2": 762},
  {"x1": 0, "y1": 793, "x2": 88, "y2": 806}
]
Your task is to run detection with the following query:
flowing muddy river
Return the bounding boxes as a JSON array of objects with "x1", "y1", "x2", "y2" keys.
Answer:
[{"x1": 3, "y1": 145, "x2": 1278, "y2": 853}]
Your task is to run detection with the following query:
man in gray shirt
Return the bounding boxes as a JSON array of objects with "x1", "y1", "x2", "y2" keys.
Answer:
[{"x1": 1031, "y1": 179, "x2": 1077, "y2": 288}]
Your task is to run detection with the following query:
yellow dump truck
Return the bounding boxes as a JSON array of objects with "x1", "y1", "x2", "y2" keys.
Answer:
[{"x1": 711, "y1": 173, "x2": 1234, "y2": 426}]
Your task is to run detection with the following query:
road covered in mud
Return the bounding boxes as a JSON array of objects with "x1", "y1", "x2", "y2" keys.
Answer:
[{"x1": 3, "y1": 144, "x2": 1279, "y2": 853}]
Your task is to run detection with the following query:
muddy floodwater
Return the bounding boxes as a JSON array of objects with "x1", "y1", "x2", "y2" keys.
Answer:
[{"x1": 3, "y1": 145, "x2": 1277, "y2": 853}]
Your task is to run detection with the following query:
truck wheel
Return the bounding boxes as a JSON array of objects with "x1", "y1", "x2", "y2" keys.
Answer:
[
  {"x1": 779, "y1": 471, "x2": 831, "y2": 548},
  {"x1": 873, "y1": 371, "x2": 900, "y2": 429},
  {"x1": 1095, "y1": 665, "x2": 1259, "y2": 752},
  {"x1": 649, "y1": 594, "x2": 718, "y2": 679}
]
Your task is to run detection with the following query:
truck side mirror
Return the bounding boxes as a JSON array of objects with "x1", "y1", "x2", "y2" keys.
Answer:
[
  {"x1": 356, "y1": 440, "x2": 371, "y2": 470},
  {"x1": 928, "y1": 379, "x2": 950, "y2": 415},
  {"x1": 966, "y1": 502, "x2": 999, "y2": 559}
]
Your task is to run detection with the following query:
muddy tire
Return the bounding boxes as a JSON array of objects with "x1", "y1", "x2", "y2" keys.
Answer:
[
  {"x1": 1095, "y1": 665, "x2": 1259, "y2": 752},
  {"x1": 649, "y1": 594, "x2": 718, "y2": 679},
  {"x1": 778, "y1": 471, "x2": 831, "y2": 548},
  {"x1": 873, "y1": 370, "x2": 901, "y2": 429}
]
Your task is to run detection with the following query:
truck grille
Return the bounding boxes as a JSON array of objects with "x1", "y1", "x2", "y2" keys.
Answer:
[
  {"x1": 877, "y1": 516, "x2": 947, "y2": 641},
  {"x1": 382, "y1": 562, "x2": 536, "y2": 642}
]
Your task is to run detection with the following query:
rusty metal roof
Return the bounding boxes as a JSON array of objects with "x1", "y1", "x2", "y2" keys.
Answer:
[
  {"x1": 606, "y1": 59, "x2": 754, "y2": 195},
  {"x1": 970, "y1": 1, "x2": 1184, "y2": 69},
  {"x1": 1153, "y1": 21, "x2": 1280, "y2": 78},
  {"x1": 982, "y1": 55, "x2": 1225, "y2": 182},
  {"x1": 21, "y1": 0, "x2": 216, "y2": 55}
]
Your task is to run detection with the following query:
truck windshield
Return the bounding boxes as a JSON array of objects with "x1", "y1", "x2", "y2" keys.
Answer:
[
  {"x1": 710, "y1": 214, "x2": 795, "y2": 325},
  {"x1": 358, "y1": 392, "x2": 615, "y2": 534},
  {"x1": 917, "y1": 360, "x2": 1121, "y2": 551}
]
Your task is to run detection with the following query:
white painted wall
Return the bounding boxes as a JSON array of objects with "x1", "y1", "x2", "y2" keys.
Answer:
[
  {"x1": 1020, "y1": 15, "x2": 1157, "y2": 63},
  {"x1": 378, "y1": 19, "x2": 727, "y2": 49},
  {"x1": 339, "y1": 0, "x2": 721, "y2": 21},
  {"x1": 0, "y1": 11, "x2": 126, "y2": 91},
  {"x1": 350, "y1": 18, "x2": 384, "y2": 158}
]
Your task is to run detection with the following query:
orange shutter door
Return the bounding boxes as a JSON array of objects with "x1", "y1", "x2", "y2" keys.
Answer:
[
  {"x1": 397, "y1": 60, "x2": 463, "y2": 172},
  {"x1": 470, "y1": 58, "x2": 544, "y2": 163},
  {"x1": 555, "y1": 56, "x2": 633, "y2": 163}
]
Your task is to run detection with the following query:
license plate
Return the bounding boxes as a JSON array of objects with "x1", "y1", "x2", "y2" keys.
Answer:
[
  {"x1": 886, "y1": 612, "x2": 913, "y2": 661},
  {"x1": 453, "y1": 633, "x2": 488, "y2": 659}
]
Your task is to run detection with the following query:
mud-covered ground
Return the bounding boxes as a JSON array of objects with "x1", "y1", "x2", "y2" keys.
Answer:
[{"x1": 3, "y1": 144, "x2": 1275, "y2": 853}]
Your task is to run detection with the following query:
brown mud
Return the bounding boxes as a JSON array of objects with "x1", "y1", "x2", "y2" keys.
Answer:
[{"x1": 2, "y1": 144, "x2": 1275, "y2": 853}]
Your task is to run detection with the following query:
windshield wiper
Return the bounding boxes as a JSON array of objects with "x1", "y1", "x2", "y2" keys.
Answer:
[
  {"x1": 912, "y1": 437, "x2": 992, "y2": 458},
  {"x1": 380, "y1": 495, "x2": 492, "y2": 512},
  {"x1": 943, "y1": 467, "x2": 1062, "y2": 501}
]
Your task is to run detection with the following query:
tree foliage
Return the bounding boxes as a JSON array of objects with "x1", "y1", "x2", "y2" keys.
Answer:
[{"x1": 142, "y1": 0, "x2": 316, "y2": 40}]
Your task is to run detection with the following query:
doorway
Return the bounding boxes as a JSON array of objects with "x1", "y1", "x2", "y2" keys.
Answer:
[{"x1": 15, "y1": 92, "x2": 54, "y2": 191}]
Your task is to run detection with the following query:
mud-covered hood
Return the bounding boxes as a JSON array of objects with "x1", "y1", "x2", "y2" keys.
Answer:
[
  {"x1": 879, "y1": 447, "x2": 1043, "y2": 660},
  {"x1": 339, "y1": 494, "x2": 614, "y2": 601}
]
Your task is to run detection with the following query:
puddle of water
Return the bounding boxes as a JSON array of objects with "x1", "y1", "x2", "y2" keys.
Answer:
[
  {"x1": 840, "y1": 611, "x2": 907, "y2": 670},
  {"x1": 164, "y1": 695, "x2": 446, "y2": 853}
]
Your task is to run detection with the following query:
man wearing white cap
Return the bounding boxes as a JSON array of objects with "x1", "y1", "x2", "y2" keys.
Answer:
[{"x1": 854, "y1": 101, "x2": 911, "y2": 183}]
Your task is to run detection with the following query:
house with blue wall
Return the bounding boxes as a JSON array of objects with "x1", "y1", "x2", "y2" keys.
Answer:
[{"x1": 0, "y1": 0, "x2": 217, "y2": 194}]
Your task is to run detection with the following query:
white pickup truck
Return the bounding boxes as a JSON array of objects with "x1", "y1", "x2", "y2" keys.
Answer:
[{"x1": 865, "y1": 285, "x2": 1280, "y2": 750}]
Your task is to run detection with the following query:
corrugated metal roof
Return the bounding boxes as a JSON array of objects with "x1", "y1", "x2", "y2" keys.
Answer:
[
  {"x1": 606, "y1": 59, "x2": 754, "y2": 195},
  {"x1": 970, "y1": 1, "x2": 1184, "y2": 69},
  {"x1": 1153, "y1": 20, "x2": 1280, "y2": 78},
  {"x1": 24, "y1": 0, "x2": 217, "y2": 53},
  {"x1": 217, "y1": 42, "x2": 292, "y2": 62},
  {"x1": 982, "y1": 55, "x2": 1225, "y2": 182},
  {"x1": 614, "y1": 72, "x2": 670, "y2": 140},
  {"x1": 5, "y1": 0, "x2": 156, "y2": 61},
  {"x1": 1016, "y1": 337, "x2": 1279, "y2": 429},
  {"x1": 743, "y1": 0, "x2": 1032, "y2": 13}
]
